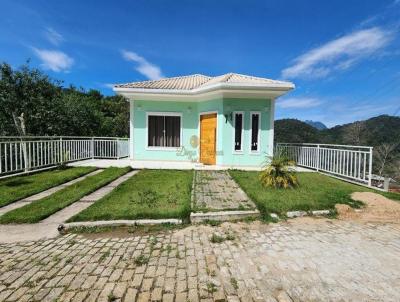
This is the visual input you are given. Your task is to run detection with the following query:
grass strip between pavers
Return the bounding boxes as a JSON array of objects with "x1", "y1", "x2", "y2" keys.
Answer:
[
  {"x1": 68, "y1": 169, "x2": 193, "y2": 222},
  {"x1": 0, "y1": 167, "x2": 97, "y2": 208},
  {"x1": 0, "y1": 167, "x2": 131, "y2": 224},
  {"x1": 229, "y1": 171, "x2": 400, "y2": 218}
]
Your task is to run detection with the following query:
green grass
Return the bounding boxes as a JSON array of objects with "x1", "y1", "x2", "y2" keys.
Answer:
[
  {"x1": 68, "y1": 169, "x2": 193, "y2": 222},
  {"x1": 0, "y1": 167, "x2": 96, "y2": 208},
  {"x1": 229, "y1": 171, "x2": 400, "y2": 217},
  {"x1": 0, "y1": 167, "x2": 131, "y2": 224},
  {"x1": 381, "y1": 191, "x2": 400, "y2": 201}
]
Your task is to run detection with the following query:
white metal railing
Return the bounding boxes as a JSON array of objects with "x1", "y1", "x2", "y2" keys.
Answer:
[
  {"x1": 0, "y1": 137, "x2": 129, "y2": 177},
  {"x1": 275, "y1": 143, "x2": 373, "y2": 186}
]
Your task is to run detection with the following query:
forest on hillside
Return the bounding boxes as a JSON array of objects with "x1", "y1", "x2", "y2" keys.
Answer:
[
  {"x1": 275, "y1": 116, "x2": 400, "y2": 180},
  {"x1": 0, "y1": 62, "x2": 129, "y2": 138}
]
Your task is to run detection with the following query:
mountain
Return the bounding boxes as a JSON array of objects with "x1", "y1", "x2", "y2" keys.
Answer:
[
  {"x1": 304, "y1": 120, "x2": 327, "y2": 130},
  {"x1": 320, "y1": 115, "x2": 400, "y2": 147},
  {"x1": 275, "y1": 115, "x2": 400, "y2": 179},
  {"x1": 275, "y1": 115, "x2": 400, "y2": 146},
  {"x1": 275, "y1": 119, "x2": 321, "y2": 143}
]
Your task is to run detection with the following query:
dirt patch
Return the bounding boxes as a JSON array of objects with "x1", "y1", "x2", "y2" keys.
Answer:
[{"x1": 336, "y1": 192, "x2": 400, "y2": 223}]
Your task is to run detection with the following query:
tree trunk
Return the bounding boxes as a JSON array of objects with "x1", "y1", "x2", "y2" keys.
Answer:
[{"x1": 12, "y1": 112, "x2": 29, "y2": 171}]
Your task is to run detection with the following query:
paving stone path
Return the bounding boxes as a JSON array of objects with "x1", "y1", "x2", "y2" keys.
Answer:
[
  {"x1": 193, "y1": 171, "x2": 256, "y2": 211},
  {"x1": 0, "y1": 170, "x2": 103, "y2": 217},
  {"x1": 0, "y1": 170, "x2": 137, "y2": 244},
  {"x1": 1, "y1": 219, "x2": 399, "y2": 302}
]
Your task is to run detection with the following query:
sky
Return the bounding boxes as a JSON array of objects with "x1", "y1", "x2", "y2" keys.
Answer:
[{"x1": 1, "y1": 0, "x2": 400, "y2": 128}]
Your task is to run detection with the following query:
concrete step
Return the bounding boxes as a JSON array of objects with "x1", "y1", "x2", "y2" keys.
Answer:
[{"x1": 190, "y1": 210, "x2": 260, "y2": 223}]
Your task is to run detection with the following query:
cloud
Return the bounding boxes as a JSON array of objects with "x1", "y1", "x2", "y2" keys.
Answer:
[
  {"x1": 44, "y1": 28, "x2": 64, "y2": 46},
  {"x1": 281, "y1": 27, "x2": 393, "y2": 79},
  {"x1": 121, "y1": 50, "x2": 164, "y2": 80},
  {"x1": 103, "y1": 83, "x2": 115, "y2": 89},
  {"x1": 32, "y1": 48, "x2": 74, "y2": 72},
  {"x1": 323, "y1": 103, "x2": 397, "y2": 127},
  {"x1": 277, "y1": 97, "x2": 323, "y2": 109}
]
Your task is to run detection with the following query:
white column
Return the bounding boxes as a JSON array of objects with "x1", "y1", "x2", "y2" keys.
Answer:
[
  {"x1": 268, "y1": 99, "x2": 275, "y2": 157},
  {"x1": 368, "y1": 147, "x2": 373, "y2": 187},
  {"x1": 129, "y1": 100, "x2": 135, "y2": 160}
]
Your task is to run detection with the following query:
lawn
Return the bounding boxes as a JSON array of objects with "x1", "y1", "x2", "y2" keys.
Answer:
[
  {"x1": 0, "y1": 167, "x2": 131, "y2": 224},
  {"x1": 229, "y1": 171, "x2": 400, "y2": 217},
  {"x1": 68, "y1": 169, "x2": 193, "y2": 222},
  {"x1": 381, "y1": 190, "x2": 400, "y2": 201},
  {"x1": 0, "y1": 166, "x2": 96, "y2": 208}
]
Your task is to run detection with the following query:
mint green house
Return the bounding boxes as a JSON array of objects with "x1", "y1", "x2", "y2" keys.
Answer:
[{"x1": 114, "y1": 73, "x2": 294, "y2": 169}]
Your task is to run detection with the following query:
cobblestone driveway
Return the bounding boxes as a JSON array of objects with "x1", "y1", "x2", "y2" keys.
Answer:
[{"x1": 0, "y1": 219, "x2": 399, "y2": 302}]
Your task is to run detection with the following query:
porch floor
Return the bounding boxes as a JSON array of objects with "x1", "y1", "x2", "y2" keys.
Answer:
[{"x1": 68, "y1": 158, "x2": 314, "y2": 172}]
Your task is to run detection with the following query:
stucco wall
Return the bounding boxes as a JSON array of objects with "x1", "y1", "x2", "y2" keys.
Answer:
[
  {"x1": 221, "y1": 98, "x2": 273, "y2": 167},
  {"x1": 130, "y1": 98, "x2": 273, "y2": 167}
]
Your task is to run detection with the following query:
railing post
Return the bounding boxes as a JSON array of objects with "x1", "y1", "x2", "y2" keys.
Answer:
[
  {"x1": 116, "y1": 139, "x2": 120, "y2": 159},
  {"x1": 22, "y1": 139, "x2": 29, "y2": 172},
  {"x1": 59, "y1": 137, "x2": 63, "y2": 164},
  {"x1": 316, "y1": 144, "x2": 320, "y2": 171},
  {"x1": 91, "y1": 138, "x2": 95, "y2": 159},
  {"x1": 368, "y1": 147, "x2": 373, "y2": 187}
]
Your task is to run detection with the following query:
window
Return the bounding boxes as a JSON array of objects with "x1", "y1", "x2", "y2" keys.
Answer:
[
  {"x1": 147, "y1": 113, "x2": 181, "y2": 148},
  {"x1": 234, "y1": 112, "x2": 243, "y2": 152},
  {"x1": 250, "y1": 112, "x2": 260, "y2": 152}
]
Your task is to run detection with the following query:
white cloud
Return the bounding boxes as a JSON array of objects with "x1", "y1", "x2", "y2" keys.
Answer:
[
  {"x1": 282, "y1": 27, "x2": 393, "y2": 79},
  {"x1": 325, "y1": 103, "x2": 397, "y2": 126},
  {"x1": 44, "y1": 28, "x2": 64, "y2": 46},
  {"x1": 33, "y1": 48, "x2": 74, "y2": 72},
  {"x1": 121, "y1": 50, "x2": 164, "y2": 80},
  {"x1": 277, "y1": 97, "x2": 322, "y2": 109},
  {"x1": 103, "y1": 83, "x2": 115, "y2": 89}
]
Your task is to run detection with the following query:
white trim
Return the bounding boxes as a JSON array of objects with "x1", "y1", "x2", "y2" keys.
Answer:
[
  {"x1": 268, "y1": 100, "x2": 275, "y2": 156},
  {"x1": 145, "y1": 111, "x2": 183, "y2": 151},
  {"x1": 249, "y1": 111, "x2": 261, "y2": 154},
  {"x1": 198, "y1": 111, "x2": 218, "y2": 164},
  {"x1": 232, "y1": 111, "x2": 244, "y2": 154},
  {"x1": 118, "y1": 90, "x2": 292, "y2": 102},
  {"x1": 114, "y1": 81, "x2": 294, "y2": 95}
]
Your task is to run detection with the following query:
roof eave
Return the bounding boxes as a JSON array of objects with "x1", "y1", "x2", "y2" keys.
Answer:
[{"x1": 113, "y1": 81, "x2": 295, "y2": 96}]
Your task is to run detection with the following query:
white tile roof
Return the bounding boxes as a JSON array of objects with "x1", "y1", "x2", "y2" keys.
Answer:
[{"x1": 114, "y1": 73, "x2": 292, "y2": 90}]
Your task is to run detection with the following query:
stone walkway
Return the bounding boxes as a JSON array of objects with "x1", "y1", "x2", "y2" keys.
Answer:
[
  {"x1": 0, "y1": 170, "x2": 103, "y2": 217},
  {"x1": 0, "y1": 170, "x2": 137, "y2": 244},
  {"x1": 0, "y1": 219, "x2": 399, "y2": 301},
  {"x1": 193, "y1": 171, "x2": 256, "y2": 211}
]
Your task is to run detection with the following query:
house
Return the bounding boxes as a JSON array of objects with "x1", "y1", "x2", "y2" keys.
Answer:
[{"x1": 113, "y1": 73, "x2": 294, "y2": 168}]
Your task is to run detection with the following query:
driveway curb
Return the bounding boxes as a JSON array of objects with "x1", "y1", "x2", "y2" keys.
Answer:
[{"x1": 58, "y1": 218, "x2": 182, "y2": 232}]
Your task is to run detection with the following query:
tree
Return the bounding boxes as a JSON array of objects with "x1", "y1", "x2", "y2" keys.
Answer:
[
  {"x1": 0, "y1": 62, "x2": 63, "y2": 136},
  {"x1": 393, "y1": 160, "x2": 400, "y2": 183},
  {"x1": 343, "y1": 121, "x2": 366, "y2": 145},
  {"x1": 374, "y1": 143, "x2": 399, "y2": 178},
  {"x1": 0, "y1": 61, "x2": 129, "y2": 137}
]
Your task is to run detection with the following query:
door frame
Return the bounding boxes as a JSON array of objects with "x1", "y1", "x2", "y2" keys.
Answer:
[{"x1": 198, "y1": 111, "x2": 218, "y2": 164}]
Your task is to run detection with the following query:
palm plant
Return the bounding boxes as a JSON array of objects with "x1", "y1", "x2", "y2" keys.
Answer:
[{"x1": 259, "y1": 155, "x2": 298, "y2": 188}]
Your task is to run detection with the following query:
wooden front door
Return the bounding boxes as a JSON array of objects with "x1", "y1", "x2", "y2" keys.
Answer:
[{"x1": 200, "y1": 113, "x2": 217, "y2": 165}]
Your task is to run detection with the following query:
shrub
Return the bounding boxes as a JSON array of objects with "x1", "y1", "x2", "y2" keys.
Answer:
[
  {"x1": 210, "y1": 233, "x2": 225, "y2": 243},
  {"x1": 259, "y1": 155, "x2": 299, "y2": 188},
  {"x1": 134, "y1": 254, "x2": 149, "y2": 266}
]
